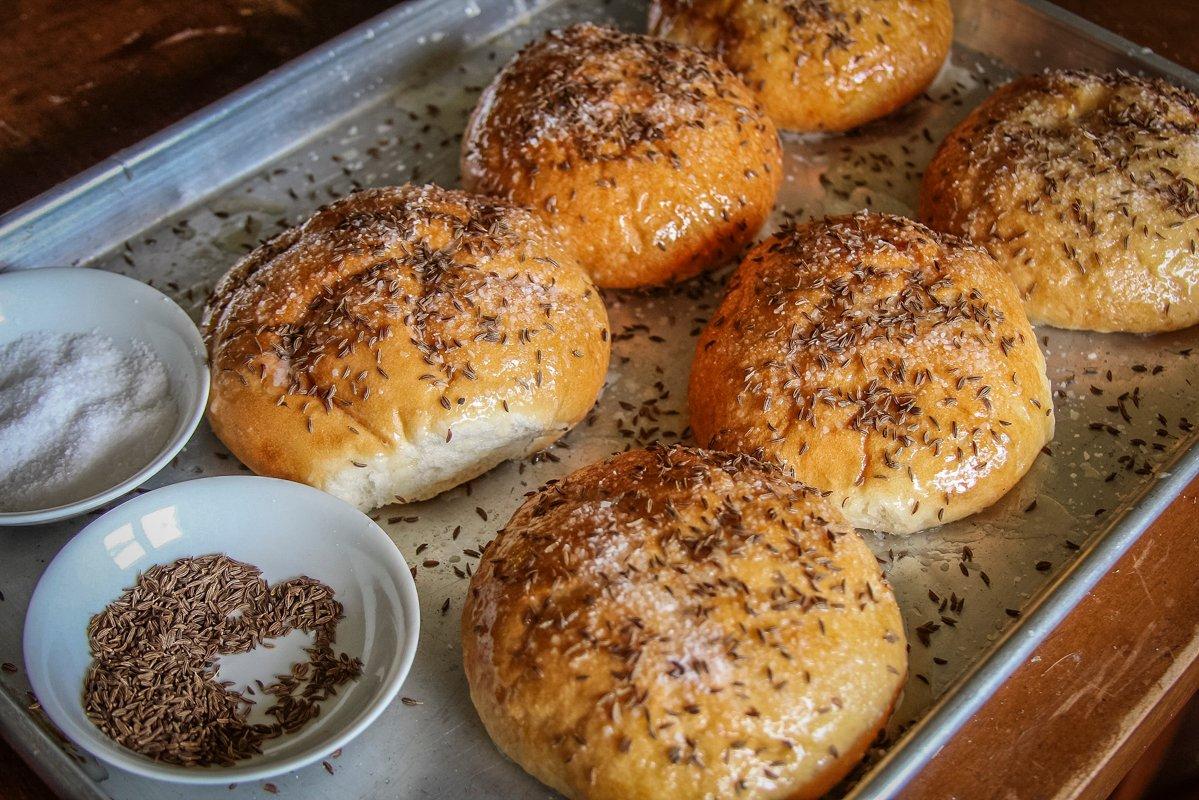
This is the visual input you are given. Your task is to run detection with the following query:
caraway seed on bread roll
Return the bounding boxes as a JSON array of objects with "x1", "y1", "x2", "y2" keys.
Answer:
[
  {"x1": 463, "y1": 444, "x2": 907, "y2": 800},
  {"x1": 462, "y1": 23, "x2": 781, "y2": 289},
  {"x1": 921, "y1": 69, "x2": 1199, "y2": 333},
  {"x1": 203, "y1": 184, "x2": 610, "y2": 510},
  {"x1": 690, "y1": 211, "x2": 1053, "y2": 533},
  {"x1": 649, "y1": 0, "x2": 953, "y2": 133}
]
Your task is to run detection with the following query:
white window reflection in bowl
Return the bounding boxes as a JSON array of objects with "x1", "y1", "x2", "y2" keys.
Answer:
[{"x1": 100, "y1": 504, "x2": 183, "y2": 570}]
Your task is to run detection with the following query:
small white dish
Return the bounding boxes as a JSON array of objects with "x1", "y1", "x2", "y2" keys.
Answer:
[
  {"x1": 23, "y1": 476, "x2": 420, "y2": 784},
  {"x1": 0, "y1": 267, "x2": 209, "y2": 526}
]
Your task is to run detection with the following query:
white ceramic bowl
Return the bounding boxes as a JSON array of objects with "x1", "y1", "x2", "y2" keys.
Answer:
[
  {"x1": 0, "y1": 267, "x2": 209, "y2": 526},
  {"x1": 23, "y1": 476, "x2": 420, "y2": 784}
]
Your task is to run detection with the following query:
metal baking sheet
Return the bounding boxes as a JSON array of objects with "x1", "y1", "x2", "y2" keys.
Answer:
[{"x1": 2, "y1": 1, "x2": 1198, "y2": 798}]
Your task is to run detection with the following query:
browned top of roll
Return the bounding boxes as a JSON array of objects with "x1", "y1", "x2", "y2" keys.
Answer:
[
  {"x1": 689, "y1": 212, "x2": 1053, "y2": 534},
  {"x1": 464, "y1": 22, "x2": 762, "y2": 171},
  {"x1": 463, "y1": 443, "x2": 906, "y2": 800},
  {"x1": 920, "y1": 69, "x2": 1199, "y2": 333},
  {"x1": 460, "y1": 23, "x2": 781, "y2": 288},
  {"x1": 649, "y1": 0, "x2": 953, "y2": 132},
  {"x1": 201, "y1": 184, "x2": 609, "y2": 503}
]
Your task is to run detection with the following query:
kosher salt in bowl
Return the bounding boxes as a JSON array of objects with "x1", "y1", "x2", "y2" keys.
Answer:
[
  {"x1": 23, "y1": 476, "x2": 420, "y2": 784},
  {"x1": 0, "y1": 267, "x2": 209, "y2": 526}
]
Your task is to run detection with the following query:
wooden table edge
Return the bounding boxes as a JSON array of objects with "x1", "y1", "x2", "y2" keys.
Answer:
[
  {"x1": 899, "y1": 475, "x2": 1199, "y2": 799},
  {"x1": 3, "y1": 2, "x2": 1199, "y2": 800}
]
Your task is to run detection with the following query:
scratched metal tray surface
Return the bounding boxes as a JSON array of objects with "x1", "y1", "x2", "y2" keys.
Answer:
[{"x1": 2, "y1": 1, "x2": 1199, "y2": 798}]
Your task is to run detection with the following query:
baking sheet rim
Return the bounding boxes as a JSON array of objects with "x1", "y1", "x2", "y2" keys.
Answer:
[{"x1": 1, "y1": 1, "x2": 1197, "y2": 798}]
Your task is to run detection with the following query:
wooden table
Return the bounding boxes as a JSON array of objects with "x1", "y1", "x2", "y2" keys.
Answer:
[{"x1": 1, "y1": 2, "x2": 1197, "y2": 798}]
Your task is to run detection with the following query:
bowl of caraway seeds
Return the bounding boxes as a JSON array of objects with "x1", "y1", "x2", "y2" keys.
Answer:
[{"x1": 22, "y1": 476, "x2": 419, "y2": 784}]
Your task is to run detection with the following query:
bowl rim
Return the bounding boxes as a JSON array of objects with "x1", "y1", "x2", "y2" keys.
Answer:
[
  {"x1": 0, "y1": 267, "x2": 210, "y2": 526},
  {"x1": 22, "y1": 475, "x2": 421, "y2": 784}
]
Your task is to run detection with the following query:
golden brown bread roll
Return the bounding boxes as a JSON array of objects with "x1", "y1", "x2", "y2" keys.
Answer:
[
  {"x1": 461, "y1": 23, "x2": 781, "y2": 289},
  {"x1": 463, "y1": 443, "x2": 907, "y2": 800},
  {"x1": 689, "y1": 211, "x2": 1053, "y2": 534},
  {"x1": 920, "y1": 69, "x2": 1199, "y2": 333},
  {"x1": 202, "y1": 184, "x2": 610, "y2": 510},
  {"x1": 648, "y1": 0, "x2": 953, "y2": 133}
]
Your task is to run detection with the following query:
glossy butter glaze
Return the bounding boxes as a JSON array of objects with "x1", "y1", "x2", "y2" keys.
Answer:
[
  {"x1": 464, "y1": 444, "x2": 906, "y2": 800},
  {"x1": 689, "y1": 212, "x2": 1054, "y2": 533},
  {"x1": 921, "y1": 69, "x2": 1199, "y2": 333},
  {"x1": 648, "y1": 0, "x2": 953, "y2": 132},
  {"x1": 203, "y1": 184, "x2": 611, "y2": 509},
  {"x1": 462, "y1": 23, "x2": 781, "y2": 288}
]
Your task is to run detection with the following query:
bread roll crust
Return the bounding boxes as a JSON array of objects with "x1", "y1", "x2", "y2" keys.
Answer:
[
  {"x1": 463, "y1": 444, "x2": 907, "y2": 800},
  {"x1": 920, "y1": 69, "x2": 1199, "y2": 333},
  {"x1": 461, "y1": 23, "x2": 781, "y2": 289},
  {"x1": 689, "y1": 212, "x2": 1053, "y2": 534},
  {"x1": 648, "y1": 0, "x2": 953, "y2": 133},
  {"x1": 202, "y1": 184, "x2": 610, "y2": 509}
]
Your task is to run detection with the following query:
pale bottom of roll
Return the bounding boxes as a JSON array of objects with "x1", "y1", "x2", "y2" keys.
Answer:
[{"x1": 321, "y1": 413, "x2": 565, "y2": 510}]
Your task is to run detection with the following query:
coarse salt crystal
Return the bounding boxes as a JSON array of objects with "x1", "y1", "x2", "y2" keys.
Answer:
[{"x1": 0, "y1": 331, "x2": 177, "y2": 512}]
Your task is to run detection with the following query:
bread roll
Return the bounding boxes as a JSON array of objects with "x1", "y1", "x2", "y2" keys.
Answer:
[
  {"x1": 463, "y1": 444, "x2": 906, "y2": 800},
  {"x1": 202, "y1": 184, "x2": 610, "y2": 510},
  {"x1": 920, "y1": 69, "x2": 1199, "y2": 333},
  {"x1": 648, "y1": 0, "x2": 952, "y2": 133},
  {"x1": 461, "y1": 23, "x2": 781, "y2": 289},
  {"x1": 689, "y1": 211, "x2": 1053, "y2": 534}
]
